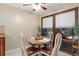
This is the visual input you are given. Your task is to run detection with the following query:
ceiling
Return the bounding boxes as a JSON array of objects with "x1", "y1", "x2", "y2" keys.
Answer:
[{"x1": 3, "y1": 3, "x2": 79, "y2": 15}]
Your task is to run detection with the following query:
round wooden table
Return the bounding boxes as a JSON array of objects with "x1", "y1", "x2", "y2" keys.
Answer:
[{"x1": 27, "y1": 37, "x2": 51, "y2": 56}]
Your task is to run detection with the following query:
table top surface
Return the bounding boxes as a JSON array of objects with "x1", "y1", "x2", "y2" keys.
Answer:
[{"x1": 27, "y1": 37, "x2": 51, "y2": 45}]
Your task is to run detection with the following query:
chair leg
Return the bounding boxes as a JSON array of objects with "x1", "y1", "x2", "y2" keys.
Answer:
[
  {"x1": 22, "y1": 51, "x2": 24, "y2": 56},
  {"x1": 22, "y1": 51, "x2": 26, "y2": 56}
]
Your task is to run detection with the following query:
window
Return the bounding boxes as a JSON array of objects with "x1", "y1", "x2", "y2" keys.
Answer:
[
  {"x1": 56, "y1": 11, "x2": 75, "y2": 28},
  {"x1": 43, "y1": 16, "x2": 53, "y2": 28}
]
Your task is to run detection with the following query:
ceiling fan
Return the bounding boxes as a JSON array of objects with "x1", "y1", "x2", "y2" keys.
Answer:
[{"x1": 22, "y1": 3, "x2": 47, "y2": 11}]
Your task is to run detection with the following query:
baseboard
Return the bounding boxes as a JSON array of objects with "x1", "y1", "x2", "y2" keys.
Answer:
[{"x1": 6, "y1": 48, "x2": 20, "y2": 54}]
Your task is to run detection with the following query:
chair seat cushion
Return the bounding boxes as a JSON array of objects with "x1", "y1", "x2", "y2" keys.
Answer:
[
  {"x1": 26, "y1": 47, "x2": 39, "y2": 56},
  {"x1": 41, "y1": 46, "x2": 53, "y2": 55}
]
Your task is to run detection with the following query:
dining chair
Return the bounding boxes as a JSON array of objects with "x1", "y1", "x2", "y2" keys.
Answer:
[
  {"x1": 44, "y1": 31, "x2": 54, "y2": 47},
  {"x1": 17, "y1": 33, "x2": 39, "y2": 56},
  {"x1": 41, "y1": 33, "x2": 63, "y2": 56},
  {"x1": 47, "y1": 31, "x2": 54, "y2": 46}
]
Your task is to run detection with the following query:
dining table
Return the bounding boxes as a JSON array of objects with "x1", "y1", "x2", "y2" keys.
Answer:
[{"x1": 27, "y1": 36, "x2": 51, "y2": 56}]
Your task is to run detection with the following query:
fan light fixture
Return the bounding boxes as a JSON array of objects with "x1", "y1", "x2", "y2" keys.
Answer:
[
  {"x1": 32, "y1": 3, "x2": 41, "y2": 10},
  {"x1": 22, "y1": 3, "x2": 47, "y2": 11}
]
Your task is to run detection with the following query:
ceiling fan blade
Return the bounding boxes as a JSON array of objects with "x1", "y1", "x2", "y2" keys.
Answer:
[
  {"x1": 22, "y1": 4, "x2": 32, "y2": 6},
  {"x1": 41, "y1": 6, "x2": 47, "y2": 10}
]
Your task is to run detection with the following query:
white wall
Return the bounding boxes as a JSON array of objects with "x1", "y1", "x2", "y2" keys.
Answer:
[{"x1": 0, "y1": 4, "x2": 40, "y2": 50}]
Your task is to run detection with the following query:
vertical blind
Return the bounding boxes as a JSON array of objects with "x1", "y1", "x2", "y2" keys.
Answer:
[
  {"x1": 43, "y1": 16, "x2": 53, "y2": 28},
  {"x1": 56, "y1": 11, "x2": 75, "y2": 28}
]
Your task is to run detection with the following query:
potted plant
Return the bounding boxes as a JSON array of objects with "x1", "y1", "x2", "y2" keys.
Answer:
[{"x1": 73, "y1": 24, "x2": 79, "y2": 37}]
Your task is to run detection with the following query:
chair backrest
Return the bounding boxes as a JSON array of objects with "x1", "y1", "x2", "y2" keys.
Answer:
[
  {"x1": 51, "y1": 33, "x2": 62, "y2": 56},
  {"x1": 48, "y1": 31, "x2": 54, "y2": 46},
  {"x1": 17, "y1": 33, "x2": 28, "y2": 56}
]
